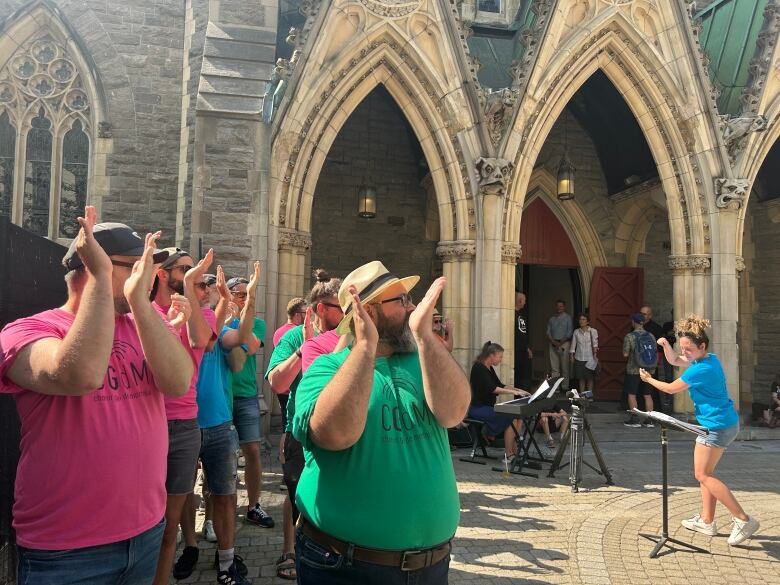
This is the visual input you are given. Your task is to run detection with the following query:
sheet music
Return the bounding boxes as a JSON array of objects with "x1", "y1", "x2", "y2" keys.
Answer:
[
  {"x1": 631, "y1": 409, "x2": 708, "y2": 436},
  {"x1": 527, "y1": 380, "x2": 550, "y2": 403},
  {"x1": 545, "y1": 378, "x2": 564, "y2": 398}
]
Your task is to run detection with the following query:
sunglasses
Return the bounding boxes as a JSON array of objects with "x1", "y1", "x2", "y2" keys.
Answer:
[
  {"x1": 321, "y1": 302, "x2": 344, "y2": 312},
  {"x1": 376, "y1": 293, "x2": 414, "y2": 308},
  {"x1": 192, "y1": 282, "x2": 208, "y2": 291},
  {"x1": 232, "y1": 291, "x2": 248, "y2": 299}
]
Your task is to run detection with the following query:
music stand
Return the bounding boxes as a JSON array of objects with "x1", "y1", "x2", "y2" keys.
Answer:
[{"x1": 632, "y1": 409, "x2": 710, "y2": 559}]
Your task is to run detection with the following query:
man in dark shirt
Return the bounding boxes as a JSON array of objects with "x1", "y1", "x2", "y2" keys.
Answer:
[
  {"x1": 514, "y1": 293, "x2": 533, "y2": 389},
  {"x1": 640, "y1": 306, "x2": 670, "y2": 412}
]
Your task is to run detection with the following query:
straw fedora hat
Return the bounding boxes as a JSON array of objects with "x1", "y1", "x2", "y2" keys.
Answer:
[{"x1": 336, "y1": 261, "x2": 419, "y2": 334}]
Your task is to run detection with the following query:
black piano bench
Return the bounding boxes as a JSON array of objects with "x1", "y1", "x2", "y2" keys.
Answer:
[{"x1": 459, "y1": 418, "x2": 497, "y2": 465}]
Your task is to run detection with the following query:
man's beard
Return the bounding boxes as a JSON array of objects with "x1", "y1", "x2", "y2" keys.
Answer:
[
  {"x1": 169, "y1": 277, "x2": 184, "y2": 295},
  {"x1": 376, "y1": 309, "x2": 417, "y2": 353}
]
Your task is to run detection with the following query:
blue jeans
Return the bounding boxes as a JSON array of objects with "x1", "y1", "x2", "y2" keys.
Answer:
[
  {"x1": 233, "y1": 396, "x2": 262, "y2": 444},
  {"x1": 17, "y1": 518, "x2": 165, "y2": 585},
  {"x1": 295, "y1": 527, "x2": 450, "y2": 585},
  {"x1": 200, "y1": 421, "x2": 240, "y2": 496}
]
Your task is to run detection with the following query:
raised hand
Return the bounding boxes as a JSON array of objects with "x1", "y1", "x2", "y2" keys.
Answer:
[
  {"x1": 409, "y1": 277, "x2": 445, "y2": 341},
  {"x1": 75, "y1": 206, "x2": 112, "y2": 277},
  {"x1": 303, "y1": 306, "x2": 315, "y2": 341},
  {"x1": 247, "y1": 261, "x2": 261, "y2": 296},
  {"x1": 657, "y1": 337, "x2": 670, "y2": 348},
  {"x1": 124, "y1": 231, "x2": 161, "y2": 308},
  {"x1": 184, "y1": 248, "x2": 214, "y2": 286},
  {"x1": 349, "y1": 285, "x2": 378, "y2": 349},
  {"x1": 168, "y1": 293, "x2": 192, "y2": 330},
  {"x1": 216, "y1": 265, "x2": 231, "y2": 300}
]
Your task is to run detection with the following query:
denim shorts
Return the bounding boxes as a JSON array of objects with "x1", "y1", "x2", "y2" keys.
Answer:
[
  {"x1": 696, "y1": 423, "x2": 739, "y2": 449},
  {"x1": 200, "y1": 421, "x2": 239, "y2": 496},
  {"x1": 17, "y1": 518, "x2": 164, "y2": 585},
  {"x1": 166, "y1": 419, "x2": 201, "y2": 495},
  {"x1": 233, "y1": 396, "x2": 262, "y2": 444}
]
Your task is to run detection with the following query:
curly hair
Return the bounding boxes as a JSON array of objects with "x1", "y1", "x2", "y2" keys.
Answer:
[
  {"x1": 676, "y1": 314, "x2": 710, "y2": 348},
  {"x1": 308, "y1": 268, "x2": 342, "y2": 305}
]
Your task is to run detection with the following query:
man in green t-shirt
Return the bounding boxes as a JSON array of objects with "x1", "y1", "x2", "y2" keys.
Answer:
[
  {"x1": 291, "y1": 261, "x2": 470, "y2": 584},
  {"x1": 265, "y1": 269, "x2": 342, "y2": 581},
  {"x1": 222, "y1": 269, "x2": 273, "y2": 529}
]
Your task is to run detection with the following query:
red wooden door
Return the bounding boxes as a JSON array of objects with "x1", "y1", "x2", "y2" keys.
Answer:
[{"x1": 588, "y1": 267, "x2": 644, "y2": 400}]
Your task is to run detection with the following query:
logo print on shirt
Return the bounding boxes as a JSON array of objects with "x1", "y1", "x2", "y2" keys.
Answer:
[
  {"x1": 97, "y1": 340, "x2": 151, "y2": 396},
  {"x1": 379, "y1": 377, "x2": 434, "y2": 434},
  {"x1": 517, "y1": 315, "x2": 527, "y2": 334}
]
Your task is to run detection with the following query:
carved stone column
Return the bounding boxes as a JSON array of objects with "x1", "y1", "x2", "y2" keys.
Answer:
[
  {"x1": 276, "y1": 229, "x2": 311, "y2": 325},
  {"x1": 668, "y1": 254, "x2": 712, "y2": 413},
  {"x1": 437, "y1": 240, "x2": 476, "y2": 371},
  {"x1": 501, "y1": 242, "x2": 522, "y2": 386}
]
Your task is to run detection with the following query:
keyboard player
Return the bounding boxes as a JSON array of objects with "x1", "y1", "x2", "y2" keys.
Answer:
[{"x1": 468, "y1": 341, "x2": 530, "y2": 457}]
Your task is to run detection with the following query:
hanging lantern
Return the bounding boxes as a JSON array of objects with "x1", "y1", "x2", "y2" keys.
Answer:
[
  {"x1": 357, "y1": 184, "x2": 377, "y2": 218},
  {"x1": 556, "y1": 152, "x2": 575, "y2": 201}
]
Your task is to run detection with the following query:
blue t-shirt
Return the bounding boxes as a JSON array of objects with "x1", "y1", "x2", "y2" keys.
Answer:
[
  {"x1": 196, "y1": 327, "x2": 232, "y2": 429},
  {"x1": 680, "y1": 353, "x2": 739, "y2": 430}
]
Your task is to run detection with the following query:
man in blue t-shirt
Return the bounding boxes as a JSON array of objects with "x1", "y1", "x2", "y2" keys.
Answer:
[{"x1": 174, "y1": 270, "x2": 251, "y2": 585}]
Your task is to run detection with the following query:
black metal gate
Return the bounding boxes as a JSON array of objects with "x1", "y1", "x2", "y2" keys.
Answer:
[{"x1": 0, "y1": 217, "x2": 67, "y2": 584}]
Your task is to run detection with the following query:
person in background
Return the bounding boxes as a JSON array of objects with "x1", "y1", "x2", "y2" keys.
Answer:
[
  {"x1": 569, "y1": 313, "x2": 598, "y2": 394},
  {"x1": 547, "y1": 300, "x2": 573, "y2": 390},
  {"x1": 640, "y1": 315, "x2": 760, "y2": 546},
  {"x1": 641, "y1": 305, "x2": 669, "y2": 412},
  {"x1": 272, "y1": 297, "x2": 308, "y2": 432},
  {"x1": 514, "y1": 293, "x2": 533, "y2": 389}
]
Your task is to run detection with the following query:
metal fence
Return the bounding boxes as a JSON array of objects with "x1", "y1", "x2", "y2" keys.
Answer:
[{"x1": 0, "y1": 217, "x2": 67, "y2": 584}]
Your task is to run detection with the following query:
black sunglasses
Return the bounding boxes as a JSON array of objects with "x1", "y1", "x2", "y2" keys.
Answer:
[{"x1": 376, "y1": 293, "x2": 413, "y2": 308}]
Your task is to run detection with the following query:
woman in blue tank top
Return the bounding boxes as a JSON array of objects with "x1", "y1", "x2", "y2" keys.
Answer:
[{"x1": 639, "y1": 315, "x2": 759, "y2": 546}]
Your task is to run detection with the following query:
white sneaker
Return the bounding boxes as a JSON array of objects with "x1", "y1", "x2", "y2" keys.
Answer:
[
  {"x1": 203, "y1": 519, "x2": 217, "y2": 542},
  {"x1": 728, "y1": 516, "x2": 759, "y2": 545},
  {"x1": 681, "y1": 514, "x2": 717, "y2": 536}
]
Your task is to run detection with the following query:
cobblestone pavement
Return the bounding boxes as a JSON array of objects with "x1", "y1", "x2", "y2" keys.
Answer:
[{"x1": 176, "y1": 428, "x2": 780, "y2": 585}]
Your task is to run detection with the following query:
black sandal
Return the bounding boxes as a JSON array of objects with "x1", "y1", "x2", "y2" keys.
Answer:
[{"x1": 276, "y1": 552, "x2": 297, "y2": 580}]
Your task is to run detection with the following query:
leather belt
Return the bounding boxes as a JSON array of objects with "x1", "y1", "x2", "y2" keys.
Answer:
[{"x1": 298, "y1": 518, "x2": 451, "y2": 571}]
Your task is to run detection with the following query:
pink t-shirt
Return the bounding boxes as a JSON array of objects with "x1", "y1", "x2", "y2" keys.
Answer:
[
  {"x1": 0, "y1": 308, "x2": 170, "y2": 550},
  {"x1": 301, "y1": 329, "x2": 342, "y2": 372},
  {"x1": 153, "y1": 303, "x2": 217, "y2": 421},
  {"x1": 273, "y1": 322, "x2": 296, "y2": 347}
]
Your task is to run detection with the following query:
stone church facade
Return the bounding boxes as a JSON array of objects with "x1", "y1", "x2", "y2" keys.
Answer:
[{"x1": 1, "y1": 0, "x2": 780, "y2": 416}]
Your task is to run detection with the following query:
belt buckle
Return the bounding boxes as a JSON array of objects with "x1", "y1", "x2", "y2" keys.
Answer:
[{"x1": 400, "y1": 549, "x2": 422, "y2": 571}]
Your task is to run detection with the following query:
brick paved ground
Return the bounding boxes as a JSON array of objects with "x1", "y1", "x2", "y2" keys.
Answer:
[{"x1": 176, "y1": 418, "x2": 780, "y2": 585}]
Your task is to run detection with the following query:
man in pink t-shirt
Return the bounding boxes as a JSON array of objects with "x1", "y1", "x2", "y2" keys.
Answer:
[
  {"x1": 150, "y1": 246, "x2": 218, "y2": 585},
  {"x1": 0, "y1": 208, "x2": 193, "y2": 585}
]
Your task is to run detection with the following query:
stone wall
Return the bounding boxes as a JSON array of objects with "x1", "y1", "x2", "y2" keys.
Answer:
[
  {"x1": 637, "y1": 217, "x2": 674, "y2": 323},
  {"x1": 310, "y1": 86, "x2": 439, "y2": 293},
  {"x1": 0, "y1": 0, "x2": 186, "y2": 242}
]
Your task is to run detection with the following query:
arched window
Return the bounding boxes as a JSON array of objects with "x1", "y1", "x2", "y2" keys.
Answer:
[
  {"x1": 0, "y1": 33, "x2": 92, "y2": 240},
  {"x1": 0, "y1": 111, "x2": 14, "y2": 219}
]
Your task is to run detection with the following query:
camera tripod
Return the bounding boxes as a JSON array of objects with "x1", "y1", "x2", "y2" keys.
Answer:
[{"x1": 548, "y1": 395, "x2": 613, "y2": 492}]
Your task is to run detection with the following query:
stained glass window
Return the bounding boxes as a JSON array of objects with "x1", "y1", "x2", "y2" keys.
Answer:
[
  {"x1": 59, "y1": 119, "x2": 89, "y2": 238},
  {"x1": 23, "y1": 109, "x2": 52, "y2": 236},
  {"x1": 0, "y1": 112, "x2": 14, "y2": 219}
]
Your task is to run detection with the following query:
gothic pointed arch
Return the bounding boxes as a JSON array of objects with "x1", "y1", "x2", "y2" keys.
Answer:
[
  {"x1": 270, "y1": 6, "x2": 481, "y2": 244},
  {"x1": 504, "y1": 14, "x2": 709, "y2": 260}
]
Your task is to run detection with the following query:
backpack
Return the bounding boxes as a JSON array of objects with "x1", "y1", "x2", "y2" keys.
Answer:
[{"x1": 633, "y1": 330, "x2": 657, "y2": 369}]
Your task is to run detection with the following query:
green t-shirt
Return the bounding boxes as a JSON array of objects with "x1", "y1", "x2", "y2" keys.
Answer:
[
  {"x1": 228, "y1": 317, "x2": 266, "y2": 398},
  {"x1": 264, "y1": 325, "x2": 304, "y2": 432},
  {"x1": 291, "y1": 349, "x2": 460, "y2": 550}
]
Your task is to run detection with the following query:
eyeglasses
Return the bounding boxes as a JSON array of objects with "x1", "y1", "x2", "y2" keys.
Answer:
[
  {"x1": 377, "y1": 293, "x2": 414, "y2": 308},
  {"x1": 232, "y1": 291, "x2": 248, "y2": 299},
  {"x1": 321, "y1": 302, "x2": 344, "y2": 312},
  {"x1": 193, "y1": 282, "x2": 208, "y2": 291},
  {"x1": 164, "y1": 265, "x2": 194, "y2": 274}
]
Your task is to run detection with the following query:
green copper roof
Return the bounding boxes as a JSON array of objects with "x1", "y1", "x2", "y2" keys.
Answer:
[{"x1": 697, "y1": 0, "x2": 770, "y2": 116}]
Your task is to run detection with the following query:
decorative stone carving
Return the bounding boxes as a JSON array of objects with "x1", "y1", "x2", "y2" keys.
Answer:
[
  {"x1": 668, "y1": 255, "x2": 711, "y2": 271},
  {"x1": 482, "y1": 88, "x2": 517, "y2": 149},
  {"x1": 358, "y1": 0, "x2": 422, "y2": 18},
  {"x1": 436, "y1": 240, "x2": 476, "y2": 262},
  {"x1": 278, "y1": 229, "x2": 312, "y2": 252},
  {"x1": 715, "y1": 178, "x2": 750, "y2": 209},
  {"x1": 476, "y1": 157, "x2": 513, "y2": 196},
  {"x1": 741, "y1": 1, "x2": 780, "y2": 114},
  {"x1": 501, "y1": 242, "x2": 522, "y2": 265},
  {"x1": 98, "y1": 121, "x2": 112, "y2": 138},
  {"x1": 721, "y1": 115, "x2": 767, "y2": 159},
  {"x1": 511, "y1": 0, "x2": 554, "y2": 92},
  {"x1": 735, "y1": 255, "x2": 746, "y2": 273}
]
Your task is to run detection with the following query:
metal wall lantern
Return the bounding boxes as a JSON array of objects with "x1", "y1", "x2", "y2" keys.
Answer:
[
  {"x1": 357, "y1": 184, "x2": 377, "y2": 218},
  {"x1": 556, "y1": 152, "x2": 575, "y2": 201}
]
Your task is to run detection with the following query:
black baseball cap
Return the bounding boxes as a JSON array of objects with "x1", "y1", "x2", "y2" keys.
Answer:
[
  {"x1": 203, "y1": 274, "x2": 217, "y2": 286},
  {"x1": 226, "y1": 277, "x2": 249, "y2": 290},
  {"x1": 159, "y1": 247, "x2": 192, "y2": 269},
  {"x1": 62, "y1": 223, "x2": 170, "y2": 272}
]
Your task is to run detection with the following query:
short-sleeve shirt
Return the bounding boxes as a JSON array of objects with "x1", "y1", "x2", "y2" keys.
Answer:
[
  {"x1": 196, "y1": 327, "x2": 232, "y2": 429},
  {"x1": 228, "y1": 316, "x2": 266, "y2": 398},
  {"x1": 470, "y1": 362, "x2": 503, "y2": 407},
  {"x1": 301, "y1": 329, "x2": 341, "y2": 372},
  {"x1": 291, "y1": 349, "x2": 460, "y2": 550},
  {"x1": 622, "y1": 329, "x2": 655, "y2": 374},
  {"x1": 0, "y1": 309, "x2": 169, "y2": 550},
  {"x1": 153, "y1": 302, "x2": 217, "y2": 420},
  {"x1": 273, "y1": 322, "x2": 296, "y2": 347},
  {"x1": 680, "y1": 353, "x2": 739, "y2": 430},
  {"x1": 264, "y1": 325, "x2": 305, "y2": 432}
]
